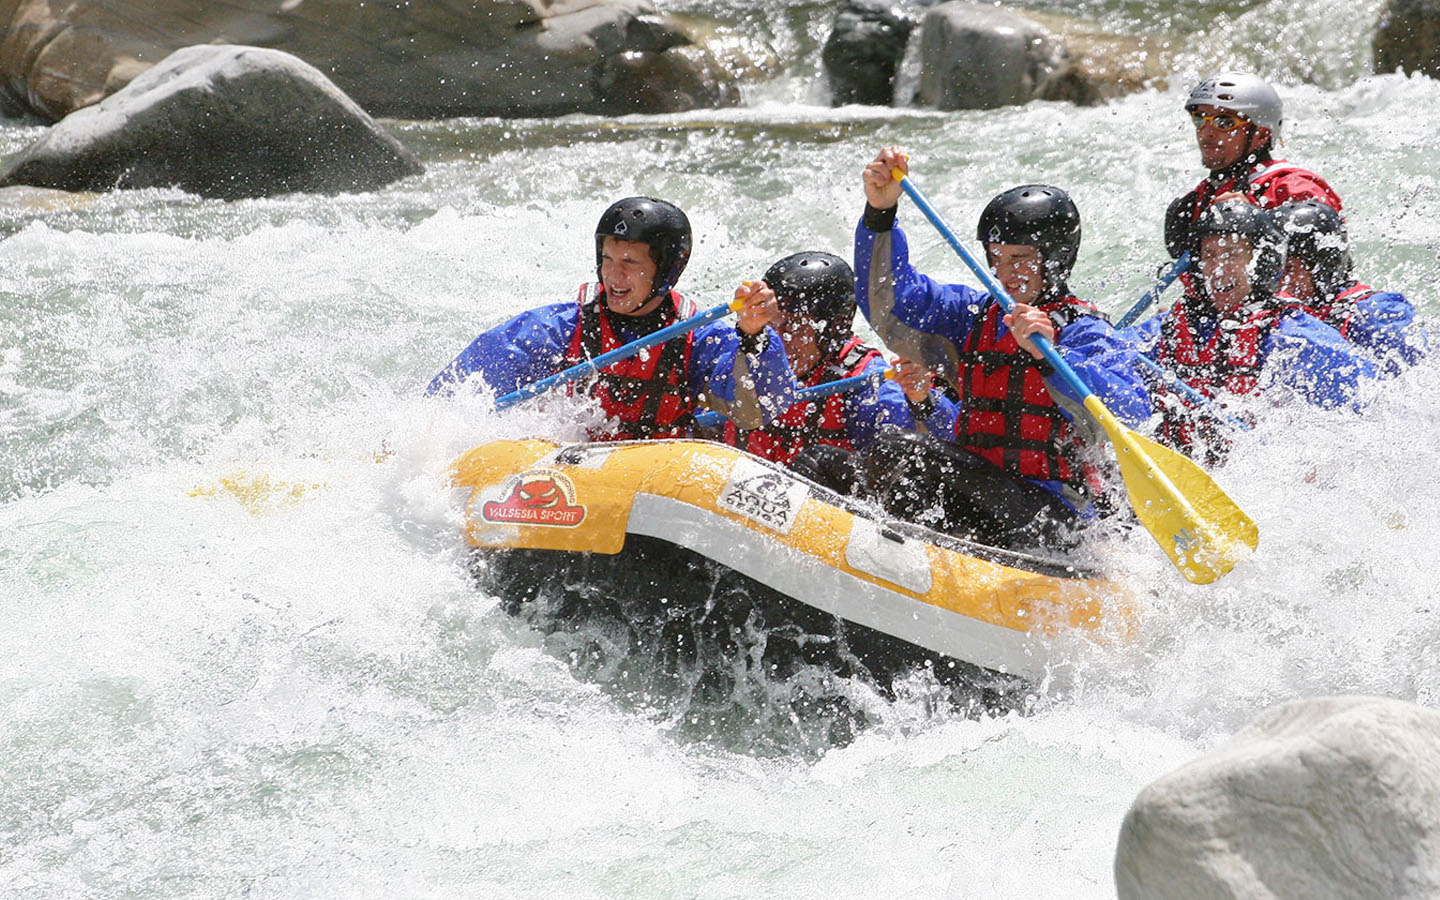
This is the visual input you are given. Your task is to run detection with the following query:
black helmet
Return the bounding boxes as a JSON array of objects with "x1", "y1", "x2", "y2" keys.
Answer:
[
  {"x1": 1272, "y1": 200, "x2": 1352, "y2": 298},
  {"x1": 594, "y1": 197, "x2": 693, "y2": 299},
  {"x1": 1164, "y1": 193, "x2": 1200, "y2": 261},
  {"x1": 1193, "y1": 200, "x2": 1286, "y2": 291},
  {"x1": 976, "y1": 185, "x2": 1081, "y2": 291},
  {"x1": 764, "y1": 251, "x2": 856, "y2": 357}
]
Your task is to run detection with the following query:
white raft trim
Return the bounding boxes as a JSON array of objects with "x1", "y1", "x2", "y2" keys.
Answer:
[
  {"x1": 626, "y1": 493, "x2": 1049, "y2": 682},
  {"x1": 846, "y1": 518, "x2": 932, "y2": 594}
]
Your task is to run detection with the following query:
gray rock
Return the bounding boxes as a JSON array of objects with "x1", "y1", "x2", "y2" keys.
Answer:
[
  {"x1": 1116, "y1": 695, "x2": 1440, "y2": 900},
  {"x1": 0, "y1": 0, "x2": 735, "y2": 122},
  {"x1": 1026, "y1": 13, "x2": 1168, "y2": 106},
  {"x1": 1374, "y1": 0, "x2": 1440, "y2": 79},
  {"x1": 822, "y1": 0, "x2": 918, "y2": 106},
  {"x1": 914, "y1": 2, "x2": 1064, "y2": 110},
  {"x1": 596, "y1": 43, "x2": 740, "y2": 113},
  {"x1": 0, "y1": 45, "x2": 424, "y2": 200}
]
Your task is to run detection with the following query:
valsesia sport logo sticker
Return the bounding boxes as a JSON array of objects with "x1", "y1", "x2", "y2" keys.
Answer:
[{"x1": 480, "y1": 469, "x2": 587, "y2": 527}]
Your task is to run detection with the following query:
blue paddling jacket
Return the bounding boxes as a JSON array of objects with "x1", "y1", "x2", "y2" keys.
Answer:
[
  {"x1": 429, "y1": 283, "x2": 798, "y2": 441},
  {"x1": 854, "y1": 216, "x2": 1150, "y2": 510},
  {"x1": 1306, "y1": 283, "x2": 1429, "y2": 378}
]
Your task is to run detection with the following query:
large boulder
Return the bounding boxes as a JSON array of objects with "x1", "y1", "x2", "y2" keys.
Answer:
[
  {"x1": 1115, "y1": 695, "x2": 1440, "y2": 900},
  {"x1": 0, "y1": 45, "x2": 423, "y2": 200},
  {"x1": 1374, "y1": 0, "x2": 1440, "y2": 78},
  {"x1": 1026, "y1": 13, "x2": 1168, "y2": 105},
  {"x1": 914, "y1": 2, "x2": 1065, "y2": 110},
  {"x1": 822, "y1": 0, "x2": 918, "y2": 106},
  {"x1": 906, "y1": 3, "x2": 1164, "y2": 110},
  {"x1": 596, "y1": 43, "x2": 740, "y2": 114},
  {"x1": 0, "y1": 0, "x2": 735, "y2": 122}
]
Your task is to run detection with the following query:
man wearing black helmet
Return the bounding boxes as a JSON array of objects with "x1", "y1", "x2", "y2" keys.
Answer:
[
  {"x1": 1127, "y1": 200, "x2": 1377, "y2": 463},
  {"x1": 427, "y1": 197, "x2": 795, "y2": 441},
  {"x1": 1272, "y1": 200, "x2": 1428, "y2": 377},
  {"x1": 716, "y1": 250, "x2": 953, "y2": 466},
  {"x1": 848, "y1": 148, "x2": 1149, "y2": 550},
  {"x1": 1165, "y1": 72, "x2": 1343, "y2": 266}
]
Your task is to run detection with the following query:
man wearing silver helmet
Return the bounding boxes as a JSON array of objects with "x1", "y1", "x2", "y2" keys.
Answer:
[{"x1": 1164, "y1": 72, "x2": 1343, "y2": 263}]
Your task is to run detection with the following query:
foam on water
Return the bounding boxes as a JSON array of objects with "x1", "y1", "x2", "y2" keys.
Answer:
[{"x1": 3, "y1": 46, "x2": 1440, "y2": 900}]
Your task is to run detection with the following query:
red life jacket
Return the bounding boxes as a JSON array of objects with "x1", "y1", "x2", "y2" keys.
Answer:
[
  {"x1": 1185, "y1": 159, "x2": 1344, "y2": 218},
  {"x1": 1304, "y1": 282, "x2": 1375, "y2": 340},
  {"x1": 563, "y1": 283, "x2": 696, "y2": 441},
  {"x1": 1151, "y1": 297, "x2": 1290, "y2": 455},
  {"x1": 953, "y1": 297, "x2": 1097, "y2": 492},
  {"x1": 724, "y1": 336, "x2": 882, "y2": 465}
]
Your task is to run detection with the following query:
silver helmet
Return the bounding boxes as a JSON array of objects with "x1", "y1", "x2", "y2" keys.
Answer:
[{"x1": 1186, "y1": 72, "x2": 1283, "y2": 139}]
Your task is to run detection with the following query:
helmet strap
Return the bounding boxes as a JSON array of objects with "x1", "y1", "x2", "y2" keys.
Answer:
[{"x1": 1210, "y1": 124, "x2": 1272, "y2": 180}]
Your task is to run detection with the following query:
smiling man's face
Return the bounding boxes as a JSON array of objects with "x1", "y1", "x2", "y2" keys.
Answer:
[
  {"x1": 599, "y1": 236, "x2": 662, "y2": 316},
  {"x1": 1198, "y1": 233, "x2": 1257, "y2": 312}
]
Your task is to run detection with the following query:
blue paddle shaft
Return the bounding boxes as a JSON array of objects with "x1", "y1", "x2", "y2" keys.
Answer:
[
  {"x1": 1134, "y1": 354, "x2": 1252, "y2": 432},
  {"x1": 494, "y1": 299, "x2": 739, "y2": 412},
  {"x1": 895, "y1": 175, "x2": 1097, "y2": 404},
  {"x1": 691, "y1": 408, "x2": 726, "y2": 429},
  {"x1": 897, "y1": 176, "x2": 1249, "y2": 434},
  {"x1": 1116, "y1": 253, "x2": 1191, "y2": 329},
  {"x1": 692, "y1": 369, "x2": 883, "y2": 428}
]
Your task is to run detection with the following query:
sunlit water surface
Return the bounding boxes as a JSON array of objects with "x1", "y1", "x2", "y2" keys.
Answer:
[{"x1": 3, "y1": 11, "x2": 1440, "y2": 896}]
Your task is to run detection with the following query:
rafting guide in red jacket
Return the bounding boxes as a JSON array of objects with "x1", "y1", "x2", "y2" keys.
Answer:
[
  {"x1": 1163, "y1": 72, "x2": 1344, "y2": 310},
  {"x1": 1166, "y1": 72, "x2": 1342, "y2": 237}
]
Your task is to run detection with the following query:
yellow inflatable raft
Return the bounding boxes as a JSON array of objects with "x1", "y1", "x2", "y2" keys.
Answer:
[{"x1": 451, "y1": 438, "x2": 1135, "y2": 686}]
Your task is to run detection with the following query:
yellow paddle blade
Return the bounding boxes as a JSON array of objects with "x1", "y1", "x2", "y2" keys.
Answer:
[{"x1": 1083, "y1": 396, "x2": 1259, "y2": 584}]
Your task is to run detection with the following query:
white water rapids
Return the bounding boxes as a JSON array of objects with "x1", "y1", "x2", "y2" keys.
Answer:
[{"x1": 3, "y1": 11, "x2": 1440, "y2": 896}]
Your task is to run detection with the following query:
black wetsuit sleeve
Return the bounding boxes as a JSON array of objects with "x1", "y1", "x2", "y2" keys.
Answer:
[
  {"x1": 737, "y1": 327, "x2": 767, "y2": 355},
  {"x1": 863, "y1": 203, "x2": 898, "y2": 233}
]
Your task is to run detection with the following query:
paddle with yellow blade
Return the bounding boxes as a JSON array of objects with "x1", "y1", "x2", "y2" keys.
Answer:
[{"x1": 891, "y1": 168, "x2": 1258, "y2": 584}]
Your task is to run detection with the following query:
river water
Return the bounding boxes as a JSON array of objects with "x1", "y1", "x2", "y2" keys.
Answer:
[{"x1": 4, "y1": 2, "x2": 1440, "y2": 895}]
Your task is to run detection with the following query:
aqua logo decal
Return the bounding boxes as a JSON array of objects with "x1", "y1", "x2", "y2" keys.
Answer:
[{"x1": 717, "y1": 458, "x2": 809, "y2": 534}]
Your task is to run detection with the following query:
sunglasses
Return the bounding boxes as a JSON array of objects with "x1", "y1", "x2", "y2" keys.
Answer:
[{"x1": 1190, "y1": 111, "x2": 1247, "y2": 132}]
